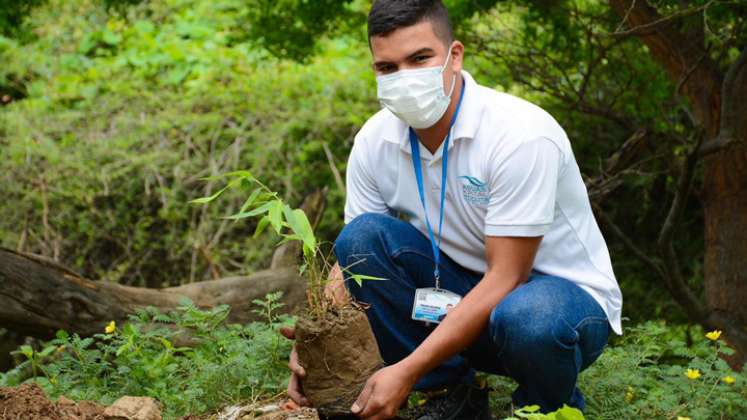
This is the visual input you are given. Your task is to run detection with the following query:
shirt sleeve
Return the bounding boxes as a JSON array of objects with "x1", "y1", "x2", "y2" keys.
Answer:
[
  {"x1": 344, "y1": 136, "x2": 391, "y2": 224},
  {"x1": 484, "y1": 136, "x2": 563, "y2": 237}
]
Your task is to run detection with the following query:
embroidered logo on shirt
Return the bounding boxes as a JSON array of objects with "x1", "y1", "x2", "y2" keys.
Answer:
[{"x1": 458, "y1": 176, "x2": 489, "y2": 205}]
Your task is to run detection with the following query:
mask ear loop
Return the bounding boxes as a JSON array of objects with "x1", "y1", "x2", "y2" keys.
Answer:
[{"x1": 441, "y1": 47, "x2": 457, "y2": 98}]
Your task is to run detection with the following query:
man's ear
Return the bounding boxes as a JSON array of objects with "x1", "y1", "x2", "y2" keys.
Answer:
[{"x1": 450, "y1": 41, "x2": 465, "y2": 73}]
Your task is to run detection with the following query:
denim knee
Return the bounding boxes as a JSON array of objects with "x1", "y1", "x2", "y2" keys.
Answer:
[
  {"x1": 334, "y1": 213, "x2": 392, "y2": 264},
  {"x1": 489, "y1": 294, "x2": 571, "y2": 359}
]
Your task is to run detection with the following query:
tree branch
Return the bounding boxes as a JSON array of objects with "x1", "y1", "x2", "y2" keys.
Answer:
[
  {"x1": 585, "y1": 128, "x2": 649, "y2": 202},
  {"x1": 720, "y1": 46, "x2": 747, "y2": 138},
  {"x1": 610, "y1": 0, "x2": 716, "y2": 37},
  {"x1": 607, "y1": 0, "x2": 723, "y2": 135},
  {"x1": 656, "y1": 132, "x2": 710, "y2": 320},
  {"x1": 698, "y1": 132, "x2": 739, "y2": 157},
  {"x1": 592, "y1": 203, "x2": 665, "y2": 279}
]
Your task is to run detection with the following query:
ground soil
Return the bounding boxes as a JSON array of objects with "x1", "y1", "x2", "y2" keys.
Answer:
[
  {"x1": 294, "y1": 306, "x2": 384, "y2": 418},
  {"x1": 0, "y1": 383, "x2": 106, "y2": 419}
]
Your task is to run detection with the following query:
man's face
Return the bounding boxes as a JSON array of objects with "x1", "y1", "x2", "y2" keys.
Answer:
[{"x1": 370, "y1": 20, "x2": 463, "y2": 94}]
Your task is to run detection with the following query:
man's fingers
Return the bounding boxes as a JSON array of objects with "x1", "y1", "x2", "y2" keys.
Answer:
[
  {"x1": 287, "y1": 374, "x2": 310, "y2": 407},
  {"x1": 359, "y1": 396, "x2": 386, "y2": 419},
  {"x1": 288, "y1": 348, "x2": 306, "y2": 377},
  {"x1": 279, "y1": 326, "x2": 295, "y2": 340},
  {"x1": 351, "y1": 380, "x2": 374, "y2": 415}
]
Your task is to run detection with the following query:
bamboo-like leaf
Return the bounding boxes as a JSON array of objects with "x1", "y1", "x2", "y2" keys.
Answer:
[
  {"x1": 224, "y1": 201, "x2": 272, "y2": 220},
  {"x1": 268, "y1": 200, "x2": 283, "y2": 233},
  {"x1": 349, "y1": 273, "x2": 387, "y2": 287},
  {"x1": 254, "y1": 215, "x2": 271, "y2": 238},
  {"x1": 282, "y1": 205, "x2": 316, "y2": 255},
  {"x1": 276, "y1": 234, "x2": 303, "y2": 245},
  {"x1": 223, "y1": 170, "x2": 253, "y2": 179},
  {"x1": 239, "y1": 188, "x2": 262, "y2": 214},
  {"x1": 189, "y1": 184, "x2": 229, "y2": 204}
]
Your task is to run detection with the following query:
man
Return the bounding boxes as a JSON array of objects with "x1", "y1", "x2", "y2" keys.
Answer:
[{"x1": 284, "y1": 1, "x2": 623, "y2": 419}]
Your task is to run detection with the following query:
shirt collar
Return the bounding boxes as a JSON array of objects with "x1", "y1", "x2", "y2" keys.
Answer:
[{"x1": 381, "y1": 70, "x2": 482, "y2": 152}]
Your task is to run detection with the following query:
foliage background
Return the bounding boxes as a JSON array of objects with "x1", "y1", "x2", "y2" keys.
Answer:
[
  {"x1": 0, "y1": 0, "x2": 703, "y2": 322},
  {"x1": 1, "y1": 0, "x2": 375, "y2": 287},
  {"x1": 1, "y1": 0, "x2": 746, "y2": 418}
]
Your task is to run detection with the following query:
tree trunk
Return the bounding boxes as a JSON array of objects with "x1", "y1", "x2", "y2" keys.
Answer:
[
  {"x1": 0, "y1": 247, "x2": 308, "y2": 339},
  {"x1": 608, "y1": 0, "x2": 747, "y2": 365},
  {"x1": 703, "y1": 145, "x2": 747, "y2": 347}
]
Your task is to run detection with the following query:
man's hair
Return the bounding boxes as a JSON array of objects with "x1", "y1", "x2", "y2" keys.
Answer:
[{"x1": 368, "y1": 0, "x2": 453, "y2": 46}]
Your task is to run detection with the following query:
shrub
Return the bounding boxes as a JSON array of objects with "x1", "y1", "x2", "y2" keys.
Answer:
[
  {"x1": 1, "y1": 293, "x2": 293, "y2": 419},
  {"x1": 485, "y1": 321, "x2": 746, "y2": 420},
  {"x1": 579, "y1": 321, "x2": 746, "y2": 419}
]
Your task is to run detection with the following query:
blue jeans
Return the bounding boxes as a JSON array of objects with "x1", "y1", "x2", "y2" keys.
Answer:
[{"x1": 334, "y1": 213, "x2": 611, "y2": 413}]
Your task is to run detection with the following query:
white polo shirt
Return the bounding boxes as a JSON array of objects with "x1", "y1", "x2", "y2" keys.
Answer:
[{"x1": 344, "y1": 70, "x2": 623, "y2": 335}]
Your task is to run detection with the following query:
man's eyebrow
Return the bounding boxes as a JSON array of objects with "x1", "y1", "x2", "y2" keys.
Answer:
[
  {"x1": 373, "y1": 48, "x2": 436, "y2": 67},
  {"x1": 406, "y1": 48, "x2": 435, "y2": 60}
]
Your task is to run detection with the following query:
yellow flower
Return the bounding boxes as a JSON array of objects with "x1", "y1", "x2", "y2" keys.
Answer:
[
  {"x1": 105, "y1": 320, "x2": 116, "y2": 334},
  {"x1": 624, "y1": 388, "x2": 634, "y2": 403},
  {"x1": 677, "y1": 416, "x2": 691, "y2": 420},
  {"x1": 685, "y1": 368, "x2": 701, "y2": 380},
  {"x1": 722, "y1": 375, "x2": 736, "y2": 385},
  {"x1": 705, "y1": 330, "x2": 722, "y2": 341}
]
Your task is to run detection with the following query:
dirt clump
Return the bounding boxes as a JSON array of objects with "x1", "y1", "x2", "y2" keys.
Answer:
[
  {"x1": 1, "y1": 383, "x2": 64, "y2": 419},
  {"x1": 103, "y1": 396, "x2": 161, "y2": 420},
  {"x1": 0, "y1": 383, "x2": 107, "y2": 419},
  {"x1": 0, "y1": 383, "x2": 170, "y2": 420},
  {"x1": 58, "y1": 395, "x2": 108, "y2": 419},
  {"x1": 294, "y1": 306, "x2": 384, "y2": 418}
]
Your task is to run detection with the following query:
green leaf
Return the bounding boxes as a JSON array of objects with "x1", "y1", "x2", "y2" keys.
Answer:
[
  {"x1": 39, "y1": 346, "x2": 57, "y2": 357},
  {"x1": 282, "y1": 205, "x2": 316, "y2": 255},
  {"x1": 349, "y1": 273, "x2": 387, "y2": 287},
  {"x1": 268, "y1": 201, "x2": 283, "y2": 233},
  {"x1": 159, "y1": 338, "x2": 174, "y2": 350},
  {"x1": 277, "y1": 234, "x2": 303, "y2": 245},
  {"x1": 254, "y1": 215, "x2": 271, "y2": 238},
  {"x1": 223, "y1": 170, "x2": 253, "y2": 179},
  {"x1": 116, "y1": 343, "x2": 131, "y2": 357},
  {"x1": 224, "y1": 202, "x2": 273, "y2": 220},
  {"x1": 102, "y1": 30, "x2": 122, "y2": 46},
  {"x1": 189, "y1": 185, "x2": 229, "y2": 204},
  {"x1": 19, "y1": 345, "x2": 34, "y2": 359},
  {"x1": 239, "y1": 188, "x2": 262, "y2": 215},
  {"x1": 555, "y1": 405, "x2": 585, "y2": 420}
]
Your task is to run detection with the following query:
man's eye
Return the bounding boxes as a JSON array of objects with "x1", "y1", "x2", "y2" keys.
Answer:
[{"x1": 414, "y1": 55, "x2": 431, "y2": 63}]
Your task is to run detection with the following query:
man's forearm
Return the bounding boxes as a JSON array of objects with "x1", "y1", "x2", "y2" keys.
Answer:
[{"x1": 398, "y1": 271, "x2": 523, "y2": 381}]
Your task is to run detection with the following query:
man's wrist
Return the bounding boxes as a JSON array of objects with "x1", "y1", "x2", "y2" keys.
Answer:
[{"x1": 397, "y1": 353, "x2": 428, "y2": 386}]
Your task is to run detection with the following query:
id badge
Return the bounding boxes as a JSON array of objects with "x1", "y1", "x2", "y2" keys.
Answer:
[{"x1": 412, "y1": 288, "x2": 462, "y2": 324}]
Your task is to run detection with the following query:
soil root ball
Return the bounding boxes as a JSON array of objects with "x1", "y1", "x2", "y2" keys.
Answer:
[{"x1": 295, "y1": 306, "x2": 384, "y2": 417}]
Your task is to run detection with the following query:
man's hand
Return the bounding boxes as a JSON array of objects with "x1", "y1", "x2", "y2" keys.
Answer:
[
  {"x1": 280, "y1": 326, "x2": 310, "y2": 407},
  {"x1": 324, "y1": 262, "x2": 349, "y2": 306},
  {"x1": 351, "y1": 363, "x2": 416, "y2": 420}
]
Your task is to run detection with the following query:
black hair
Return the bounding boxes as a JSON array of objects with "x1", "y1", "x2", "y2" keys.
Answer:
[{"x1": 368, "y1": 0, "x2": 453, "y2": 46}]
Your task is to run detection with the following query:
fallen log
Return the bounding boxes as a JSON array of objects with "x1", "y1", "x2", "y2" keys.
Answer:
[
  {"x1": 0, "y1": 247, "x2": 307, "y2": 338},
  {"x1": 0, "y1": 188, "x2": 327, "y2": 340}
]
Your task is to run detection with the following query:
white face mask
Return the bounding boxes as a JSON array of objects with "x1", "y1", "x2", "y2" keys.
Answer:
[{"x1": 376, "y1": 49, "x2": 456, "y2": 129}]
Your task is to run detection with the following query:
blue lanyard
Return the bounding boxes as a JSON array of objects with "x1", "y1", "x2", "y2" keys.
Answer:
[{"x1": 409, "y1": 79, "x2": 465, "y2": 289}]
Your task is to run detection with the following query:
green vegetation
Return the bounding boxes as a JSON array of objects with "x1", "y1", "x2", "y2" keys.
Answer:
[
  {"x1": 190, "y1": 170, "x2": 386, "y2": 318},
  {"x1": 490, "y1": 323, "x2": 747, "y2": 419},
  {"x1": 1, "y1": 294, "x2": 293, "y2": 418},
  {"x1": 0, "y1": 0, "x2": 375, "y2": 287},
  {"x1": 2, "y1": 0, "x2": 746, "y2": 418},
  {"x1": 2, "y1": 316, "x2": 744, "y2": 419}
]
